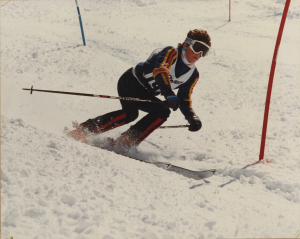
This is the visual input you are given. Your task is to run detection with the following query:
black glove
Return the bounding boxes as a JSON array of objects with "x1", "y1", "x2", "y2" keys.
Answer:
[
  {"x1": 164, "y1": 95, "x2": 180, "y2": 111},
  {"x1": 185, "y1": 112, "x2": 202, "y2": 132}
]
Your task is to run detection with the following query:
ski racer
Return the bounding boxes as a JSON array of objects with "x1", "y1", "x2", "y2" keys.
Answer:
[{"x1": 69, "y1": 29, "x2": 211, "y2": 150}]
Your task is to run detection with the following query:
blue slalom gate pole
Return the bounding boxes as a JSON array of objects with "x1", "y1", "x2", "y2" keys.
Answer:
[{"x1": 75, "y1": 0, "x2": 86, "y2": 46}]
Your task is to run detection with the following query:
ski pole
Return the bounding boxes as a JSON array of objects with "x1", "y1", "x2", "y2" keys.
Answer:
[
  {"x1": 75, "y1": 0, "x2": 86, "y2": 46},
  {"x1": 22, "y1": 86, "x2": 164, "y2": 104},
  {"x1": 71, "y1": 119, "x2": 188, "y2": 130},
  {"x1": 160, "y1": 125, "x2": 189, "y2": 129}
]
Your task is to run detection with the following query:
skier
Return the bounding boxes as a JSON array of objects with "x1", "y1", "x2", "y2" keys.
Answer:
[{"x1": 69, "y1": 29, "x2": 211, "y2": 150}]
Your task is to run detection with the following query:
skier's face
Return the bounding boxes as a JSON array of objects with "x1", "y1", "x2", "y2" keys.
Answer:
[{"x1": 185, "y1": 44, "x2": 201, "y2": 63}]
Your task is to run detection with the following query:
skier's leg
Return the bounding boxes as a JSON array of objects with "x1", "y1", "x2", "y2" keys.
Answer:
[
  {"x1": 70, "y1": 108, "x2": 138, "y2": 142},
  {"x1": 72, "y1": 68, "x2": 144, "y2": 137},
  {"x1": 114, "y1": 103, "x2": 171, "y2": 149},
  {"x1": 79, "y1": 109, "x2": 138, "y2": 134}
]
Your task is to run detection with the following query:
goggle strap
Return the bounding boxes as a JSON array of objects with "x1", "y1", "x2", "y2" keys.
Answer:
[
  {"x1": 184, "y1": 37, "x2": 210, "y2": 49},
  {"x1": 184, "y1": 37, "x2": 194, "y2": 45}
]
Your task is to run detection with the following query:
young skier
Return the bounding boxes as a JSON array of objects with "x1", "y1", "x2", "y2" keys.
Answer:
[{"x1": 69, "y1": 29, "x2": 211, "y2": 150}]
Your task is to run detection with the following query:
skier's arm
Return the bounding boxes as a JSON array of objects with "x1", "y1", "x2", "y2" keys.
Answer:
[
  {"x1": 177, "y1": 73, "x2": 199, "y2": 116},
  {"x1": 153, "y1": 46, "x2": 177, "y2": 96},
  {"x1": 177, "y1": 73, "x2": 202, "y2": 131},
  {"x1": 151, "y1": 46, "x2": 180, "y2": 111}
]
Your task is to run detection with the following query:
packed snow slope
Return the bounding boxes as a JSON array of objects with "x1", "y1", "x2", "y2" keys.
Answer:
[{"x1": 1, "y1": 0, "x2": 300, "y2": 238}]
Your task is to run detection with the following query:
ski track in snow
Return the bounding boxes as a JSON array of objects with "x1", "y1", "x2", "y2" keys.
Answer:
[{"x1": 1, "y1": 0, "x2": 300, "y2": 238}]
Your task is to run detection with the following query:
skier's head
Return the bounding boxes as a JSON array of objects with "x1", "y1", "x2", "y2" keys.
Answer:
[{"x1": 178, "y1": 29, "x2": 211, "y2": 63}]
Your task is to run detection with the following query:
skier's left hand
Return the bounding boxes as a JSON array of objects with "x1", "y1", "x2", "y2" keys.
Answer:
[
  {"x1": 164, "y1": 95, "x2": 180, "y2": 111},
  {"x1": 185, "y1": 112, "x2": 202, "y2": 132}
]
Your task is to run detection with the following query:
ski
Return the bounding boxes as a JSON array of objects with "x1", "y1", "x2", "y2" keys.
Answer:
[
  {"x1": 151, "y1": 162, "x2": 216, "y2": 179},
  {"x1": 64, "y1": 127, "x2": 216, "y2": 180}
]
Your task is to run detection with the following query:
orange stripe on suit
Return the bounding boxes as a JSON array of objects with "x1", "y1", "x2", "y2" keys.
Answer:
[
  {"x1": 160, "y1": 48, "x2": 177, "y2": 69},
  {"x1": 166, "y1": 50, "x2": 177, "y2": 68},
  {"x1": 184, "y1": 76, "x2": 199, "y2": 109},
  {"x1": 161, "y1": 72, "x2": 170, "y2": 86},
  {"x1": 153, "y1": 67, "x2": 169, "y2": 78},
  {"x1": 152, "y1": 48, "x2": 177, "y2": 86}
]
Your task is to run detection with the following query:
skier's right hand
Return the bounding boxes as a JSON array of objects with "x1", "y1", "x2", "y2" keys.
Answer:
[{"x1": 164, "y1": 95, "x2": 180, "y2": 111}]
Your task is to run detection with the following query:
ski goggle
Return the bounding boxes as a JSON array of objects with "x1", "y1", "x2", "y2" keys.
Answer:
[{"x1": 184, "y1": 37, "x2": 210, "y2": 56}]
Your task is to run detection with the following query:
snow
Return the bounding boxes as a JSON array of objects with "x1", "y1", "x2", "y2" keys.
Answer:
[{"x1": 1, "y1": 0, "x2": 300, "y2": 238}]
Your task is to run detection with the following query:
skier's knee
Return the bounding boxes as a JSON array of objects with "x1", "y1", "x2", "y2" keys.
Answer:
[
  {"x1": 157, "y1": 107, "x2": 171, "y2": 119},
  {"x1": 125, "y1": 110, "x2": 139, "y2": 123}
]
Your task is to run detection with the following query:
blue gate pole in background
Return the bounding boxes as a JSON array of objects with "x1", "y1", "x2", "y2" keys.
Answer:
[{"x1": 75, "y1": 0, "x2": 86, "y2": 46}]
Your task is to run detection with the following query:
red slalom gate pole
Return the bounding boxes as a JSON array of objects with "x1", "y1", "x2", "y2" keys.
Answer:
[{"x1": 259, "y1": 0, "x2": 291, "y2": 161}]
